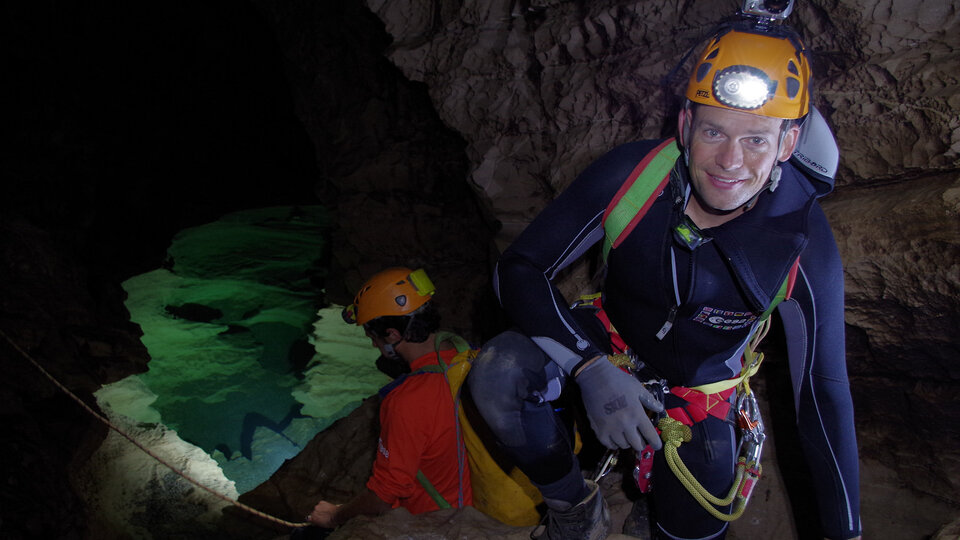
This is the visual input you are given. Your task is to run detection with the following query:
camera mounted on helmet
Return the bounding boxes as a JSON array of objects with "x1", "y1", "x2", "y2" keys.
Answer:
[{"x1": 740, "y1": 0, "x2": 795, "y2": 25}]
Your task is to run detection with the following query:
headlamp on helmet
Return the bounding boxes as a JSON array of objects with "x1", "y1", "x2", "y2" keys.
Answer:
[
  {"x1": 686, "y1": 28, "x2": 811, "y2": 120},
  {"x1": 713, "y1": 65, "x2": 776, "y2": 110}
]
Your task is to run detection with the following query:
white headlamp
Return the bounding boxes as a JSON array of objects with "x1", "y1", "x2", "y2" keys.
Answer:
[{"x1": 712, "y1": 66, "x2": 776, "y2": 110}]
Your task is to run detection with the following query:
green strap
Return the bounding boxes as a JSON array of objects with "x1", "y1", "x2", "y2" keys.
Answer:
[
  {"x1": 435, "y1": 331, "x2": 470, "y2": 354},
  {"x1": 691, "y1": 270, "x2": 790, "y2": 396},
  {"x1": 412, "y1": 364, "x2": 443, "y2": 374},
  {"x1": 417, "y1": 330, "x2": 470, "y2": 509},
  {"x1": 602, "y1": 139, "x2": 681, "y2": 261},
  {"x1": 759, "y1": 262, "x2": 795, "y2": 321},
  {"x1": 416, "y1": 470, "x2": 451, "y2": 509}
]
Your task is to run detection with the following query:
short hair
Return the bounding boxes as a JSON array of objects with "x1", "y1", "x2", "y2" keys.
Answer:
[{"x1": 364, "y1": 301, "x2": 440, "y2": 343}]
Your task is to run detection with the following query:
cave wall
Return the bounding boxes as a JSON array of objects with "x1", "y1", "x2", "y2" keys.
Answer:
[{"x1": 247, "y1": 0, "x2": 502, "y2": 341}]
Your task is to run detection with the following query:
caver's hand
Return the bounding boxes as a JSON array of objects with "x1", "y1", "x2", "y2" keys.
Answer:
[
  {"x1": 576, "y1": 356, "x2": 663, "y2": 451},
  {"x1": 306, "y1": 500, "x2": 340, "y2": 528}
]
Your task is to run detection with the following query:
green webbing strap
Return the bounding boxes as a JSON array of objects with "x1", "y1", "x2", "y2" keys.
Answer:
[
  {"x1": 690, "y1": 316, "x2": 771, "y2": 396},
  {"x1": 418, "y1": 330, "x2": 471, "y2": 510},
  {"x1": 602, "y1": 138, "x2": 681, "y2": 261},
  {"x1": 690, "y1": 258, "x2": 798, "y2": 396},
  {"x1": 759, "y1": 256, "x2": 799, "y2": 321},
  {"x1": 412, "y1": 364, "x2": 444, "y2": 375},
  {"x1": 434, "y1": 331, "x2": 471, "y2": 357},
  {"x1": 416, "y1": 470, "x2": 452, "y2": 509}
]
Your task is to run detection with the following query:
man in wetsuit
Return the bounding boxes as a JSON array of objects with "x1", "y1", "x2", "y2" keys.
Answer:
[
  {"x1": 306, "y1": 267, "x2": 471, "y2": 528},
  {"x1": 466, "y1": 17, "x2": 861, "y2": 540}
]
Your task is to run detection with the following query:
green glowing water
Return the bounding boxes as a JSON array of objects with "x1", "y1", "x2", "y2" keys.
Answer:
[{"x1": 96, "y1": 206, "x2": 389, "y2": 493}]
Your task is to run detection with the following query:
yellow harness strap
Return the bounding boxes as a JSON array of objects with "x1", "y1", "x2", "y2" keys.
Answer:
[{"x1": 689, "y1": 317, "x2": 772, "y2": 396}]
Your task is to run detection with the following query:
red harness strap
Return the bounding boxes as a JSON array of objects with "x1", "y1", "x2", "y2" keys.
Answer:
[
  {"x1": 666, "y1": 386, "x2": 736, "y2": 426},
  {"x1": 583, "y1": 295, "x2": 735, "y2": 427},
  {"x1": 583, "y1": 294, "x2": 629, "y2": 354}
]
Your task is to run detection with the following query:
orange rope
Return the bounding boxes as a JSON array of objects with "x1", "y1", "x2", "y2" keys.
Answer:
[{"x1": 1, "y1": 328, "x2": 310, "y2": 530}]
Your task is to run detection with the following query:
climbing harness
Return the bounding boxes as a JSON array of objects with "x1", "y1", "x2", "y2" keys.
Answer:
[
  {"x1": 0, "y1": 327, "x2": 310, "y2": 529},
  {"x1": 595, "y1": 136, "x2": 801, "y2": 521},
  {"x1": 612, "y1": 299, "x2": 782, "y2": 521},
  {"x1": 597, "y1": 317, "x2": 773, "y2": 522},
  {"x1": 655, "y1": 317, "x2": 773, "y2": 521}
]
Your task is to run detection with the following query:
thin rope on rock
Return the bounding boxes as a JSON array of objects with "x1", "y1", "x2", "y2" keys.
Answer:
[{"x1": 1, "y1": 328, "x2": 311, "y2": 530}]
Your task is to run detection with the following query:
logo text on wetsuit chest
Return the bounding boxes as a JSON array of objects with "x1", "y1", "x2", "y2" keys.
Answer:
[{"x1": 692, "y1": 306, "x2": 757, "y2": 330}]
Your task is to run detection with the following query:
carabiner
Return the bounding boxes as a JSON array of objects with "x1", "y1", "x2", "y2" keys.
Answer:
[{"x1": 736, "y1": 391, "x2": 766, "y2": 464}]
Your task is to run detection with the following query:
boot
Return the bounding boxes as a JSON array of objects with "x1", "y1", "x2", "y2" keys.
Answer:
[
  {"x1": 531, "y1": 480, "x2": 610, "y2": 540},
  {"x1": 621, "y1": 497, "x2": 652, "y2": 539}
]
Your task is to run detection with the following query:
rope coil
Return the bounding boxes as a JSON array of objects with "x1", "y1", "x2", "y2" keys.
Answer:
[
  {"x1": 1, "y1": 328, "x2": 310, "y2": 530},
  {"x1": 658, "y1": 416, "x2": 759, "y2": 521}
]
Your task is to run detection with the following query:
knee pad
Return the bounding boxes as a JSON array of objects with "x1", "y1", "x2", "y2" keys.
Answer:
[{"x1": 468, "y1": 331, "x2": 551, "y2": 447}]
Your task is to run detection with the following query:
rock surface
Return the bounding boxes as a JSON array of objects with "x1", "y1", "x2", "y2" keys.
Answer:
[
  {"x1": 73, "y1": 408, "x2": 238, "y2": 540},
  {"x1": 248, "y1": 0, "x2": 502, "y2": 342}
]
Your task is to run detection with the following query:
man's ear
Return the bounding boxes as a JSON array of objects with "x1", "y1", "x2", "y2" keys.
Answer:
[
  {"x1": 678, "y1": 107, "x2": 692, "y2": 147},
  {"x1": 778, "y1": 124, "x2": 802, "y2": 162},
  {"x1": 384, "y1": 327, "x2": 403, "y2": 343}
]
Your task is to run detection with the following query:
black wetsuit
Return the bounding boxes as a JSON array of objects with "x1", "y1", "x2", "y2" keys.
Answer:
[{"x1": 468, "y1": 139, "x2": 861, "y2": 539}]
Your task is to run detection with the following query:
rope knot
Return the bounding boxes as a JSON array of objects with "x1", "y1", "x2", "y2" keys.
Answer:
[{"x1": 658, "y1": 416, "x2": 691, "y2": 446}]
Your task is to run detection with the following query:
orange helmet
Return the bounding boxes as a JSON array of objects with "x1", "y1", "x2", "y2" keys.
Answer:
[
  {"x1": 685, "y1": 28, "x2": 811, "y2": 119},
  {"x1": 342, "y1": 267, "x2": 436, "y2": 326}
]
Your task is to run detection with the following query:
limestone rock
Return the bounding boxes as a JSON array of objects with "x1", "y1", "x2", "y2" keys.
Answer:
[
  {"x1": 73, "y1": 410, "x2": 238, "y2": 539},
  {"x1": 824, "y1": 172, "x2": 960, "y2": 499},
  {"x1": 0, "y1": 216, "x2": 152, "y2": 538}
]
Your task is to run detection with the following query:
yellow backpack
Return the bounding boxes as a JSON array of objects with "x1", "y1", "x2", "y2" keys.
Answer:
[{"x1": 431, "y1": 331, "x2": 543, "y2": 526}]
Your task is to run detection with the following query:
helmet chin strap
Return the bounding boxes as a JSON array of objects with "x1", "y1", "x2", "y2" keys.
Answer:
[
  {"x1": 381, "y1": 314, "x2": 418, "y2": 361},
  {"x1": 382, "y1": 341, "x2": 403, "y2": 362},
  {"x1": 741, "y1": 164, "x2": 780, "y2": 211}
]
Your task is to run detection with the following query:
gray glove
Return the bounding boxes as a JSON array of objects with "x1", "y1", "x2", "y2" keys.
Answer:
[{"x1": 576, "y1": 356, "x2": 664, "y2": 451}]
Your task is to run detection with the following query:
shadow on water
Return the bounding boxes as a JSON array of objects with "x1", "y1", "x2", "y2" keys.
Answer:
[{"x1": 210, "y1": 403, "x2": 308, "y2": 460}]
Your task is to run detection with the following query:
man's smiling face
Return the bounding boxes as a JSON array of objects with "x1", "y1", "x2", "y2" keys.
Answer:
[{"x1": 685, "y1": 104, "x2": 798, "y2": 213}]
